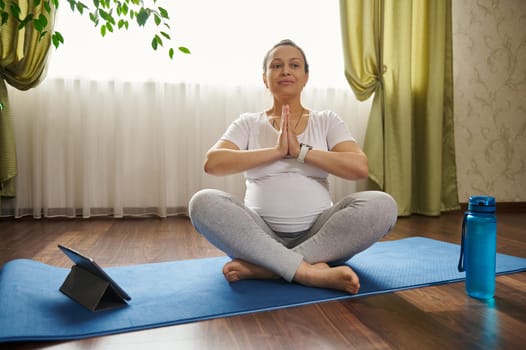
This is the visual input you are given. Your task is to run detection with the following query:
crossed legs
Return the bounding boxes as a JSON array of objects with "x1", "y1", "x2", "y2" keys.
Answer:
[{"x1": 188, "y1": 189, "x2": 397, "y2": 294}]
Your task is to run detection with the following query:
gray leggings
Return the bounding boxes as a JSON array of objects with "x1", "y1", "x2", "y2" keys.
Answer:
[{"x1": 188, "y1": 189, "x2": 397, "y2": 282}]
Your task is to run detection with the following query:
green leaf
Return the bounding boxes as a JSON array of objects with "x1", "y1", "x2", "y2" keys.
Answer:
[
  {"x1": 106, "y1": 22, "x2": 113, "y2": 32},
  {"x1": 178, "y1": 46, "x2": 191, "y2": 54},
  {"x1": 160, "y1": 31, "x2": 170, "y2": 40},
  {"x1": 99, "y1": 9, "x2": 115, "y2": 25},
  {"x1": 169, "y1": 47, "x2": 174, "y2": 59},
  {"x1": 52, "y1": 35, "x2": 59, "y2": 48},
  {"x1": 38, "y1": 30, "x2": 47, "y2": 40},
  {"x1": 44, "y1": 0, "x2": 51, "y2": 13},
  {"x1": 67, "y1": 0, "x2": 76, "y2": 11},
  {"x1": 158, "y1": 7, "x2": 169, "y2": 19},
  {"x1": 154, "y1": 14, "x2": 160, "y2": 26},
  {"x1": 76, "y1": 2, "x2": 88, "y2": 15},
  {"x1": 34, "y1": 0, "x2": 41, "y2": 7},
  {"x1": 9, "y1": 3, "x2": 21, "y2": 20},
  {"x1": 54, "y1": 31, "x2": 64, "y2": 43},
  {"x1": 51, "y1": 31, "x2": 64, "y2": 48},
  {"x1": 38, "y1": 13, "x2": 48, "y2": 27},
  {"x1": 89, "y1": 11, "x2": 99, "y2": 25},
  {"x1": 136, "y1": 8, "x2": 149, "y2": 26},
  {"x1": 1, "y1": 12, "x2": 8, "y2": 25},
  {"x1": 100, "y1": 24, "x2": 106, "y2": 37},
  {"x1": 151, "y1": 34, "x2": 162, "y2": 50},
  {"x1": 32, "y1": 13, "x2": 48, "y2": 32},
  {"x1": 18, "y1": 13, "x2": 33, "y2": 30}
]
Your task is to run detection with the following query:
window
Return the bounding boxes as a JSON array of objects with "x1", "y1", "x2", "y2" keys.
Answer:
[{"x1": 48, "y1": 0, "x2": 348, "y2": 88}]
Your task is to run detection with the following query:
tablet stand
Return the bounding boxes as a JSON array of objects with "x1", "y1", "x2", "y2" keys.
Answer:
[{"x1": 60, "y1": 265, "x2": 128, "y2": 312}]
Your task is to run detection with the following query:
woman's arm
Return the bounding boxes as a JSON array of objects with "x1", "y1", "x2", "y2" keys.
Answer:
[
  {"x1": 301, "y1": 140, "x2": 368, "y2": 181},
  {"x1": 204, "y1": 140, "x2": 283, "y2": 176},
  {"x1": 205, "y1": 109, "x2": 291, "y2": 176}
]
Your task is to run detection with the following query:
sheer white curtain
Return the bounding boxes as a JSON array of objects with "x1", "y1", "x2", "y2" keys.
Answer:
[{"x1": 0, "y1": 1, "x2": 372, "y2": 218}]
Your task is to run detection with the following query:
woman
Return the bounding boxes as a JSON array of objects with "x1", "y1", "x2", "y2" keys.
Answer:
[{"x1": 189, "y1": 39, "x2": 397, "y2": 294}]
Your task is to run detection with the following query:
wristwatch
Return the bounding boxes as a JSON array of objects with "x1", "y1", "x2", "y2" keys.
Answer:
[{"x1": 297, "y1": 143, "x2": 312, "y2": 163}]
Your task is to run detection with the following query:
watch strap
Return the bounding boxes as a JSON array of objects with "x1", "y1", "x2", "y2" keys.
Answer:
[{"x1": 297, "y1": 143, "x2": 312, "y2": 163}]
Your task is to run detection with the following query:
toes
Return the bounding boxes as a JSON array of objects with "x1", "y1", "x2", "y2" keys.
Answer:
[
  {"x1": 224, "y1": 270, "x2": 240, "y2": 282},
  {"x1": 228, "y1": 273, "x2": 240, "y2": 282}
]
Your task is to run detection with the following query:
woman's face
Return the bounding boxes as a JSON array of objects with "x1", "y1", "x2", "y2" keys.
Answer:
[{"x1": 263, "y1": 45, "x2": 309, "y2": 99}]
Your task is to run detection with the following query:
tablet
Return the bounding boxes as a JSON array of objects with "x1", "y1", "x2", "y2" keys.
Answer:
[{"x1": 58, "y1": 244, "x2": 131, "y2": 301}]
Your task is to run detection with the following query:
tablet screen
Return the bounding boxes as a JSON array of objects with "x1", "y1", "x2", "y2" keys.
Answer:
[{"x1": 58, "y1": 244, "x2": 131, "y2": 301}]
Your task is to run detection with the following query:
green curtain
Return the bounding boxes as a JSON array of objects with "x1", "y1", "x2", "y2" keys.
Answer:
[
  {"x1": 340, "y1": 0, "x2": 459, "y2": 216},
  {"x1": 0, "y1": 1, "x2": 54, "y2": 197}
]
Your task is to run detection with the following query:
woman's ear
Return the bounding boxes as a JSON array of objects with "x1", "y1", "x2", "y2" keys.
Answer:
[{"x1": 262, "y1": 74, "x2": 268, "y2": 89}]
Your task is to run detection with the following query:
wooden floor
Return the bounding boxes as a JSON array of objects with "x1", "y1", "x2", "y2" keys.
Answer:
[{"x1": 1, "y1": 212, "x2": 525, "y2": 350}]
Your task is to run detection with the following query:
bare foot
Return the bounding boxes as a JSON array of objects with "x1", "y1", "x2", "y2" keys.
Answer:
[
  {"x1": 222, "y1": 259, "x2": 279, "y2": 282},
  {"x1": 312, "y1": 262, "x2": 330, "y2": 269},
  {"x1": 294, "y1": 262, "x2": 360, "y2": 294},
  {"x1": 222, "y1": 259, "x2": 359, "y2": 294}
]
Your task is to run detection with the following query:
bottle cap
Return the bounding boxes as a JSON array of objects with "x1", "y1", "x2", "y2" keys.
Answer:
[{"x1": 468, "y1": 196, "x2": 496, "y2": 213}]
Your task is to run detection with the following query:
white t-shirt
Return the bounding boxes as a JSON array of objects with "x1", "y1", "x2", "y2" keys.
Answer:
[{"x1": 221, "y1": 110, "x2": 356, "y2": 232}]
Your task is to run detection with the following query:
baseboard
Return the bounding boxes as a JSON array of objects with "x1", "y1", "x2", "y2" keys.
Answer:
[{"x1": 459, "y1": 201, "x2": 526, "y2": 213}]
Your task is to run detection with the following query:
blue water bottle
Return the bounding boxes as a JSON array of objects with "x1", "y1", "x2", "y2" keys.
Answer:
[{"x1": 458, "y1": 196, "x2": 497, "y2": 299}]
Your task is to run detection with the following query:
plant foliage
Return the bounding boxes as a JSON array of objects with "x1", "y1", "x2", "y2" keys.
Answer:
[{"x1": 0, "y1": 0, "x2": 190, "y2": 59}]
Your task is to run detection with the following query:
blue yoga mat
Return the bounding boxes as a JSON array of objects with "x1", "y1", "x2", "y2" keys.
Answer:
[{"x1": 1, "y1": 237, "x2": 525, "y2": 342}]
